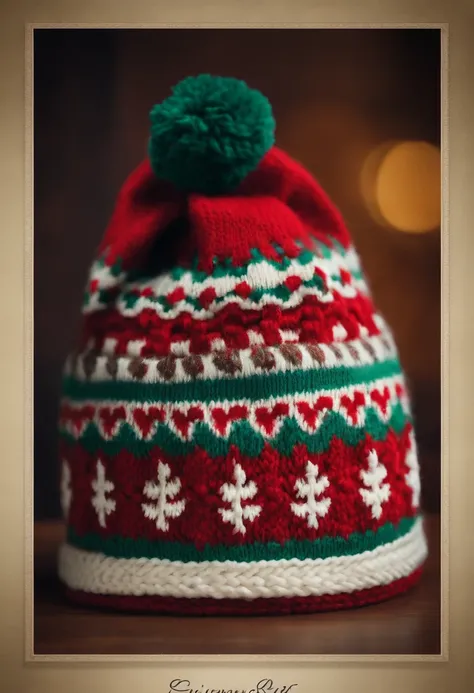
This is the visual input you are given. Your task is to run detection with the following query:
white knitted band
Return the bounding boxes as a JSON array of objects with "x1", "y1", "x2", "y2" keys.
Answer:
[
  {"x1": 65, "y1": 330, "x2": 398, "y2": 384},
  {"x1": 59, "y1": 518, "x2": 427, "y2": 600}
]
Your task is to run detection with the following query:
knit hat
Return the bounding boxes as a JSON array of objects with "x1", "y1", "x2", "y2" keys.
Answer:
[{"x1": 57, "y1": 74, "x2": 427, "y2": 615}]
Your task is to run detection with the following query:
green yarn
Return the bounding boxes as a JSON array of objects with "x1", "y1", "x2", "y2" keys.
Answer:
[
  {"x1": 62, "y1": 359, "x2": 402, "y2": 404},
  {"x1": 59, "y1": 404, "x2": 410, "y2": 459},
  {"x1": 148, "y1": 74, "x2": 275, "y2": 195},
  {"x1": 67, "y1": 516, "x2": 418, "y2": 563}
]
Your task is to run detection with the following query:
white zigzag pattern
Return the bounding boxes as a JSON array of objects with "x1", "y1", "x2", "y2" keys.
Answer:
[
  {"x1": 125, "y1": 252, "x2": 367, "y2": 300},
  {"x1": 82, "y1": 243, "x2": 366, "y2": 315},
  {"x1": 114, "y1": 280, "x2": 366, "y2": 320}
]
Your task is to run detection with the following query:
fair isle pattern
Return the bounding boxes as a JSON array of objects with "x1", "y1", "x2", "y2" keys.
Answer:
[
  {"x1": 64, "y1": 330, "x2": 399, "y2": 384},
  {"x1": 63, "y1": 446, "x2": 417, "y2": 539},
  {"x1": 127, "y1": 241, "x2": 365, "y2": 299},
  {"x1": 57, "y1": 72, "x2": 429, "y2": 614},
  {"x1": 82, "y1": 239, "x2": 366, "y2": 316},
  {"x1": 114, "y1": 274, "x2": 368, "y2": 320},
  {"x1": 60, "y1": 423, "x2": 419, "y2": 549},
  {"x1": 58, "y1": 377, "x2": 409, "y2": 444},
  {"x1": 58, "y1": 518, "x2": 427, "y2": 600},
  {"x1": 82, "y1": 256, "x2": 126, "y2": 314},
  {"x1": 61, "y1": 177, "x2": 427, "y2": 610}
]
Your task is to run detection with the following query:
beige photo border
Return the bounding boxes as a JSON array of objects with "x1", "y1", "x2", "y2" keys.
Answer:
[
  {"x1": 25, "y1": 20, "x2": 448, "y2": 662},
  {"x1": 1, "y1": 0, "x2": 471, "y2": 689}
]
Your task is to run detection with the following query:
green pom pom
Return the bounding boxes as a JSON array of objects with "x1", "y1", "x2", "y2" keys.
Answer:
[{"x1": 148, "y1": 74, "x2": 276, "y2": 195}]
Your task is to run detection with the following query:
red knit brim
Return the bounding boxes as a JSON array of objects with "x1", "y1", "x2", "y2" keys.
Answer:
[{"x1": 64, "y1": 565, "x2": 424, "y2": 617}]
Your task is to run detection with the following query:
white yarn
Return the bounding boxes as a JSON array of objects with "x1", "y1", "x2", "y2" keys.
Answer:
[
  {"x1": 65, "y1": 331, "x2": 398, "y2": 384},
  {"x1": 115, "y1": 281, "x2": 363, "y2": 321},
  {"x1": 58, "y1": 518, "x2": 427, "y2": 600},
  {"x1": 123, "y1": 252, "x2": 368, "y2": 301},
  {"x1": 60, "y1": 373, "x2": 410, "y2": 442}
]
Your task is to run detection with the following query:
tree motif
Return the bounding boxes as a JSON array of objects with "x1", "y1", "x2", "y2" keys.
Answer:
[
  {"x1": 219, "y1": 462, "x2": 261, "y2": 534},
  {"x1": 142, "y1": 462, "x2": 186, "y2": 531},
  {"x1": 291, "y1": 461, "x2": 331, "y2": 529},
  {"x1": 360, "y1": 449, "x2": 391, "y2": 519},
  {"x1": 91, "y1": 459, "x2": 116, "y2": 528}
]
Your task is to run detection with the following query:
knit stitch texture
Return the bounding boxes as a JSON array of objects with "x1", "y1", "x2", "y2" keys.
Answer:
[{"x1": 57, "y1": 75, "x2": 427, "y2": 615}]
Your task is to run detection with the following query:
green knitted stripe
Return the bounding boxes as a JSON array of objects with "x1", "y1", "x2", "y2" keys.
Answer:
[
  {"x1": 59, "y1": 404, "x2": 409, "y2": 458},
  {"x1": 67, "y1": 516, "x2": 417, "y2": 563},
  {"x1": 62, "y1": 358, "x2": 402, "y2": 404}
]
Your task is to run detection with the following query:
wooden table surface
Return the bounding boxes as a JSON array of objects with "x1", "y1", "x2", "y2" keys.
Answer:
[{"x1": 34, "y1": 515, "x2": 441, "y2": 656}]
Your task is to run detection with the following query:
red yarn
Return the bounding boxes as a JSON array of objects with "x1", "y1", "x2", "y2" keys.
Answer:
[
  {"x1": 83, "y1": 293, "x2": 379, "y2": 357},
  {"x1": 64, "y1": 567, "x2": 424, "y2": 616},
  {"x1": 97, "y1": 146, "x2": 351, "y2": 273},
  {"x1": 61, "y1": 425, "x2": 415, "y2": 547},
  {"x1": 234, "y1": 281, "x2": 252, "y2": 298},
  {"x1": 166, "y1": 288, "x2": 186, "y2": 305},
  {"x1": 284, "y1": 276, "x2": 303, "y2": 292},
  {"x1": 198, "y1": 287, "x2": 217, "y2": 309},
  {"x1": 99, "y1": 160, "x2": 185, "y2": 269},
  {"x1": 238, "y1": 147, "x2": 351, "y2": 250}
]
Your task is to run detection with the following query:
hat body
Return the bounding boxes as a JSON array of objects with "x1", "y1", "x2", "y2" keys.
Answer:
[{"x1": 57, "y1": 77, "x2": 427, "y2": 615}]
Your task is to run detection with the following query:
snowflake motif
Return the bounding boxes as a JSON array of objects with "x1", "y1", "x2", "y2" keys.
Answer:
[
  {"x1": 60, "y1": 460, "x2": 72, "y2": 520},
  {"x1": 91, "y1": 459, "x2": 116, "y2": 528},
  {"x1": 405, "y1": 433, "x2": 421, "y2": 509},
  {"x1": 219, "y1": 462, "x2": 261, "y2": 535},
  {"x1": 291, "y1": 461, "x2": 331, "y2": 529},
  {"x1": 142, "y1": 462, "x2": 186, "y2": 532},
  {"x1": 359, "y1": 449, "x2": 391, "y2": 520}
]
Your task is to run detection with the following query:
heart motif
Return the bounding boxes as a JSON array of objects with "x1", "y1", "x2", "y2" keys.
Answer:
[
  {"x1": 340, "y1": 391, "x2": 366, "y2": 424},
  {"x1": 211, "y1": 405, "x2": 248, "y2": 436},
  {"x1": 370, "y1": 387, "x2": 391, "y2": 416},
  {"x1": 98, "y1": 406, "x2": 126, "y2": 438},
  {"x1": 67, "y1": 405, "x2": 95, "y2": 437},
  {"x1": 254, "y1": 402, "x2": 290, "y2": 437},
  {"x1": 132, "y1": 406, "x2": 165, "y2": 439},
  {"x1": 296, "y1": 397, "x2": 333, "y2": 430},
  {"x1": 171, "y1": 406, "x2": 204, "y2": 439}
]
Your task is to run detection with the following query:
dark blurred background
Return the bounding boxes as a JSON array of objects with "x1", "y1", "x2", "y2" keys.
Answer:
[{"x1": 34, "y1": 28, "x2": 441, "y2": 520}]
